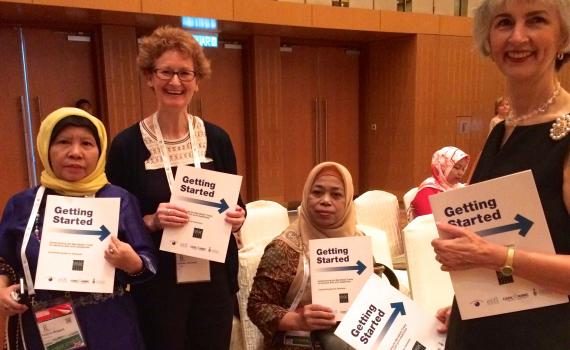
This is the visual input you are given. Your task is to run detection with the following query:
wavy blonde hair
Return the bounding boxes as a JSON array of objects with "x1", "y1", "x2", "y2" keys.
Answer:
[{"x1": 137, "y1": 26, "x2": 211, "y2": 79}]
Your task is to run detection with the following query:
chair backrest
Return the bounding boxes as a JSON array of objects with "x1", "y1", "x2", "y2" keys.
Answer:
[
  {"x1": 240, "y1": 200, "x2": 290, "y2": 249},
  {"x1": 354, "y1": 190, "x2": 403, "y2": 259},
  {"x1": 403, "y1": 214, "x2": 454, "y2": 315},
  {"x1": 357, "y1": 224, "x2": 393, "y2": 269},
  {"x1": 235, "y1": 200, "x2": 289, "y2": 349},
  {"x1": 403, "y1": 187, "x2": 419, "y2": 218},
  {"x1": 236, "y1": 245, "x2": 267, "y2": 350}
]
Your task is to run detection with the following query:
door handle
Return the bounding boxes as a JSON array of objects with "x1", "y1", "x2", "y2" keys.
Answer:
[
  {"x1": 314, "y1": 97, "x2": 319, "y2": 164},
  {"x1": 35, "y1": 96, "x2": 42, "y2": 120},
  {"x1": 323, "y1": 98, "x2": 328, "y2": 160},
  {"x1": 19, "y1": 96, "x2": 38, "y2": 187}
]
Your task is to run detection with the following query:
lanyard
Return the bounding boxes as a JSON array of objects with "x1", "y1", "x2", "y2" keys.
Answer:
[
  {"x1": 289, "y1": 252, "x2": 310, "y2": 312},
  {"x1": 21, "y1": 186, "x2": 45, "y2": 296},
  {"x1": 152, "y1": 113, "x2": 201, "y2": 192}
]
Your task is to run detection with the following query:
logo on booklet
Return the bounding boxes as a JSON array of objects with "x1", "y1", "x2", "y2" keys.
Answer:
[
  {"x1": 412, "y1": 341, "x2": 426, "y2": 350},
  {"x1": 193, "y1": 227, "x2": 204, "y2": 239},
  {"x1": 495, "y1": 271, "x2": 514, "y2": 285},
  {"x1": 72, "y1": 260, "x2": 84, "y2": 271}
]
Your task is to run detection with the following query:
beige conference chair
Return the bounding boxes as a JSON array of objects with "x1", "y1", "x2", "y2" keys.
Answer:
[
  {"x1": 403, "y1": 214, "x2": 454, "y2": 316},
  {"x1": 354, "y1": 190, "x2": 404, "y2": 260},
  {"x1": 234, "y1": 200, "x2": 290, "y2": 350},
  {"x1": 358, "y1": 224, "x2": 409, "y2": 296},
  {"x1": 403, "y1": 187, "x2": 419, "y2": 222},
  {"x1": 239, "y1": 200, "x2": 290, "y2": 249}
]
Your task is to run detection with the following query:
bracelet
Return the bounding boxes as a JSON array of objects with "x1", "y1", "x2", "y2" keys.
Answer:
[
  {"x1": 128, "y1": 266, "x2": 145, "y2": 277},
  {"x1": 0, "y1": 261, "x2": 17, "y2": 285}
]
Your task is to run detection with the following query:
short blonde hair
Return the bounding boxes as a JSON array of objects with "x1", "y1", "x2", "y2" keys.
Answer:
[
  {"x1": 137, "y1": 26, "x2": 211, "y2": 79},
  {"x1": 473, "y1": 0, "x2": 570, "y2": 69},
  {"x1": 494, "y1": 96, "x2": 509, "y2": 114}
]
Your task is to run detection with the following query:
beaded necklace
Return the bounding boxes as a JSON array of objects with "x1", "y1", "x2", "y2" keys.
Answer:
[
  {"x1": 33, "y1": 213, "x2": 41, "y2": 241},
  {"x1": 506, "y1": 81, "x2": 561, "y2": 126}
]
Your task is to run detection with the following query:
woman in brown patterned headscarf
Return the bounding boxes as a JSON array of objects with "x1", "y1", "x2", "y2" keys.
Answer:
[{"x1": 248, "y1": 162, "x2": 358, "y2": 349}]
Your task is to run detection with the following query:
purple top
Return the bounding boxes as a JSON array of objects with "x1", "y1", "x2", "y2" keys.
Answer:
[{"x1": 0, "y1": 184, "x2": 157, "y2": 350}]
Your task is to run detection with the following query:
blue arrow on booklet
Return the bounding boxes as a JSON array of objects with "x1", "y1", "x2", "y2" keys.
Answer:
[
  {"x1": 58, "y1": 225, "x2": 111, "y2": 241},
  {"x1": 372, "y1": 302, "x2": 407, "y2": 347},
  {"x1": 317, "y1": 260, "x2": 367, "y2": 275},
  {"x1": 183, "y1": 197, "x2": 229, "y2": 213},
  {"x1": 476, "y1": 214, "x2": 533, "y2": 237}
]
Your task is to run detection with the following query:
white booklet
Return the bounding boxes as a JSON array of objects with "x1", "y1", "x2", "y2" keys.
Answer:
[
  {"x1": 35, "y1": 195, "x2": 120, "y2": 293},
  {"x1": 160, "y1": 165, "x2": 242, "y2": 263},
  {"x1": 335, "y1": 274, "x2": 446, "y2": 350},
  {"x1": 309, "y1": 236, "x2": 373, "y2": 321},
  {"x1": 429, "y1": 170, "x2": 568, "y2": 319}
]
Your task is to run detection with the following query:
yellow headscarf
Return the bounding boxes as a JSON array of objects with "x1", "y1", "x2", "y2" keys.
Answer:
[{"x1": 37, "y1": 107, "x2": 108, "y2": 196}]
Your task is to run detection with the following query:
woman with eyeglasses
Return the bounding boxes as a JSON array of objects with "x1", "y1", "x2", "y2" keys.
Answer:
[{"x1": 106, "y1": 26, "x2": 246, "y2": 350}]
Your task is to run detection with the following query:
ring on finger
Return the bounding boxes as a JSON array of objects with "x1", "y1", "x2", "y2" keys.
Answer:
[{"x1": 167, "y1": 209, "x2": 171, "y2": 216}]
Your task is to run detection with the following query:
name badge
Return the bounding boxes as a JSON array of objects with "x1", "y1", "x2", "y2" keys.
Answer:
[
  {"x1": 176, "y1": 254, "x2": 211, "y2": 283},
  {"x1": 34, "y1": 300, "x2": 86, "y2": 350},
  {"x1": 283, "y1": 330, "x2": 313, "y2": 348}
]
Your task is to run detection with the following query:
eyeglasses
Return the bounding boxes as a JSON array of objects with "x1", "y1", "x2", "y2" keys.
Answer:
[{"x1": 153, "y1": 68, "x2": 197, "y2": 82}]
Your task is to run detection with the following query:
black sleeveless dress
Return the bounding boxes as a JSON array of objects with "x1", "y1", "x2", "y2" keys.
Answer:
[{"x1": 445, "y1": 120, "x2": 570, "y2": 349}]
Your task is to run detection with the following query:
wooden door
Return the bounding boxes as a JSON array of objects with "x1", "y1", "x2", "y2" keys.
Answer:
[
  {"x1": 281, "y1": 45, "x2": 319, "y2": 205},
  {"x1": 318, "y1": 47, "x2": 360, "y2": 192},
  {"x1": 25, "y1": 28, "x2": 97, "y2": 119},
  {"x1": 0, "y1": 27, "x2": 31, "y2": 213},
  {"x1": 24, "y1": 28, "x2": 97, "y2": 175}
]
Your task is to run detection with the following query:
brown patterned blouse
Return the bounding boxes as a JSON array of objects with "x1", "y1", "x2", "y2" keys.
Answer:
[{"x1": 247, "y1": 239, "x2": 305, "y2": 349}]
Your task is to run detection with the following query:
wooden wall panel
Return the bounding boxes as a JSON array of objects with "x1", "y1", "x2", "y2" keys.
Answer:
[
  {"x1": 0, "y1": 27, "x2": 29, "y2": 215},
  {"x1": 360, "y1": 36, "x2": 417, "y2": 196},
  {"x1": 380, "y1": 11, "x2": 439, "y2": 34},
  {"x1": 33, "y1": 0, "x2": 140, "y2": 12},
  {"x1": 99, "y1": 25, "x2": 142, "y2": 139},
  {"x1": 199, "y1": 46, "x2": 248, "y2": 201},
  {"x1": 312, "y1": 5, "x2": 380, "y2": 31},
  {"x1": 234, "y1": 0, "x2": 312, "y2": 27},
  {"x1": 361, "y1": 34, "x2": 505, "y2": 198},
  {"x1": 141, "y1": 0, "x2": 233, "y2": 20},
  {"x1": 413, "y1": 34, "x2": 505, "y2": 192},
  {"x1": 439, "y1": 15, "x2": 473, "y2": 36},
  {"x1": 247, "y1": 36, "x2": 284, "y2": 201},
  {"x1": 414, "y1": 34, "x2": 445, "y2": 186}
]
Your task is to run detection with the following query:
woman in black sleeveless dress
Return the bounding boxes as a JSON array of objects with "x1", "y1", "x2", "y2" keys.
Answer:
[{"x1": 432, "y1": 0, "x2": 570, "y2": 349}]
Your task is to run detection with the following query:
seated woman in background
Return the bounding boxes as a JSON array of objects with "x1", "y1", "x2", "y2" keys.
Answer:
[
  {"x1": 0, "y1": 107, "x2": 156, "y2": 349},
  {"x1": 489, "y1": 96, "x2": 511, "y2": 131},
  {"x1": 247, "y1": 162, "x2": 357, "y2": 349},
  {"x1": 410, "y1": 146, "x2": 470, "y2": 218}
]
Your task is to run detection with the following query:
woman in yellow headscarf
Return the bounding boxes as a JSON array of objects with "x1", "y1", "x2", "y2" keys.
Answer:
[
  {"x1": 248, "y1": 162, "x2": 358, "y2": 349},
  {"x1": 0, "y1": 107, "x2": 156, "y2": 350}
]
